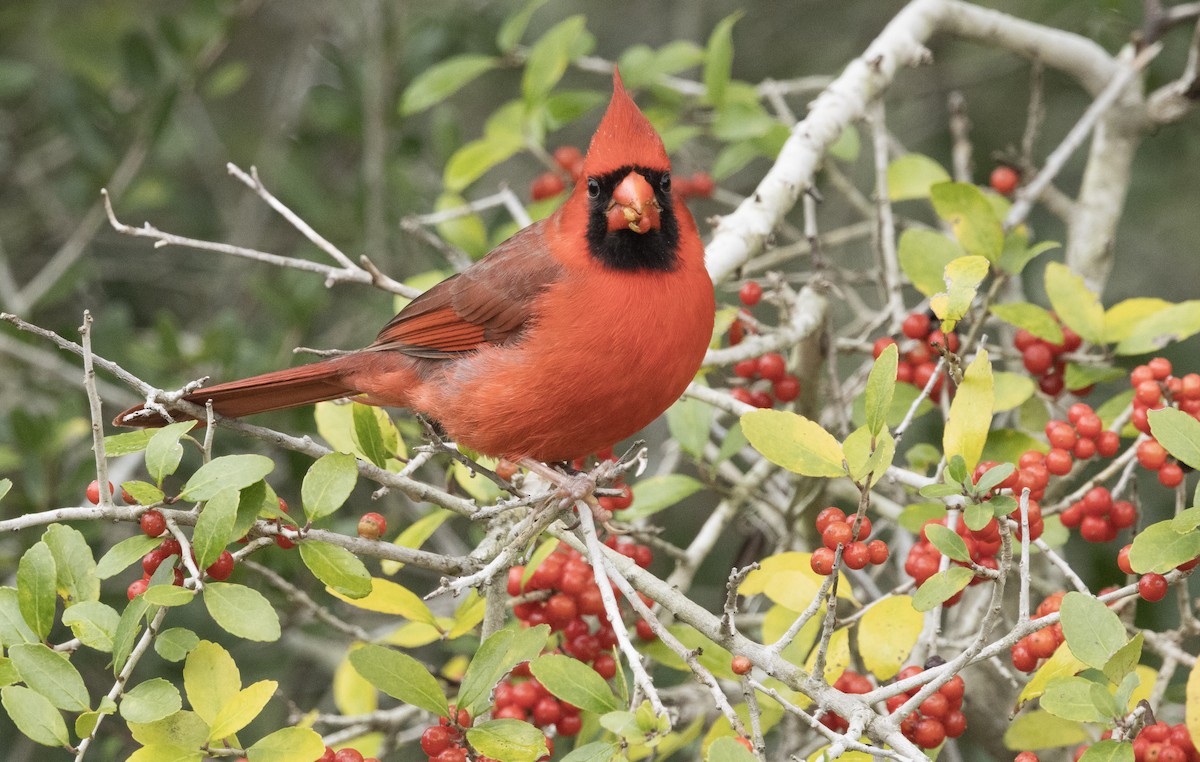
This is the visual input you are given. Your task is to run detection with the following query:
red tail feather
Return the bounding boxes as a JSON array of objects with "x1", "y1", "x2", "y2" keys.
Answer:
[{"x1": 113, "y1": 359, "x2": 358, "y2": 428}]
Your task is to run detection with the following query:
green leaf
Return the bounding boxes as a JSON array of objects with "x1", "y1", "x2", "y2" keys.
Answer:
[
  {"x1": 155, "y1": 628, "x2": 200, "y2": 663},
  {"x1": 865, "y1": 343, "x2": 898, "y2": 437},
  {"x1": 912, "y1": 567, "x2": 973, "y2": 611},
  {"x1": 999, "y1": 239, "x2": 1060, "y2": 276},
  {"x1": 444, "y1": 133, "x2": 524, "y2": 193},
  {"x1": 352, "y1": 403, "x2": 397, "y2": 469},
  {"x1": 301, "y1": 452, "x2": 359, "y2": 522},
  {"x1": 350, "y1": 644, "x2": 448, "y2": 716},
  {"x1": 741, "y1": 409, "x2": 845, "y2": 478},
  {"x1": 974, "y1": 462, "x2": 1016, "y2": 494},
  {"x1": 457, "y1": 629, "x2": 516, "y2": 718},
  {"x1": 111, "y1": 597, "x2": 150, "y2": 675},
  {"x1": 1, "y1": 685, "x2": 69, "y2": 747},
  {"x1": 129, "y1": 711, "x2": 211, "y2": 748},
  {"x1": 192, "y1": 487, "x2": 239, "y2": 571},
  {"x1": 104, "y1": 429, "x2": 156, "y2": 456},
  {"x1": 1040, "y1": 676, "x2": 1109, "y2": 723},
  {"x1": 1104, "y1": 298, "x2": 1173, "y2": 344},
  {"x1": 8, "y1": 644, "x2": 89, "y2": 711},
  {"x1": 17, "y1": 542, "x2": 56, "y2": 640},
  {"x1": 703, "y1": 12, "x2": 742, "y2": 107},
  {"x1": 924, "y1": 524, "x2": 972, "y2": 563},
  {"x1": 209, "y1": 679, "x2": 277, "y2": 741},
  {"x1": 621, "y1": 475, "x2": 705, "y2": 521},
  {"x1": 1062, "y1": 363, "x2": 1125, "y2": 392},
  {"x1": 400, "y1": 55, "x2": 497, "y2": 116},
  {"x1": 887, "y1": 154, "x2": 952, "y2": 201},
  {"x1": 1149, "y1": 407, "x2": 1200, "y2": 470},
  {"x1": 146, "y1": 422, "x2": 196, "y2": 485},
  {"x1": 61, "y1": 601, "x2": 120, "y2": 652},
  {"x1": 43, "y1": 523, "x2": 100, "y2": 606},
  {"x1": 1115, "y1": 300, "x2": 1200, "y2": 355},
  {"x1": 121, "y1": 480, "x2": 165, "y2": 505},
  {"x1": 828, "y1": 124, "x2": 861, "y2": 162},
  {"x1": 989, "y1": 303, "x2": 1064, "y2": 344},
  {"x1": 930, "y1": 255, "x2": 990, "y2": 330},
  {"x1": 1113, "y1": 670, "x2": 1141, "y2": 715},
  {"x1": 1128, "y1": 519, "x2": 1200, "y2": 574},
  {"x1": 843, "y1": 427, "x2": 895, "y2": 485},
  {"x1": 180, "y1": 454, "x2": 274, "y2": 502},
  {"x1": 1045, "y1": 262, "x2": 1105, "y2": 345},
  {"x1": 465, "y1": 719, "x2": 549, "y2": 762},
  {"x1": 299, "y1": 541, "x2": 372, "y2": 599},
  {"x1": 559, "y1": 742, "x2": 620, "y2": 762},
  {"x1": 522, "y1": 16, "x2": 590, "y2": 102},
  {"x1": 183, "y1": 641, "x2": 240, "y2": 726},
  {"x1": 247, "y1": 727, "x2": 325, "y2": 762},
  {"x1": 143, "y1": 584, "x2": 195, "y2": 607},
  {"x1": 203, "y1": 583, "x2": 280, "y2": 642},
  {"x1": 707, "y1": 737, "x2": 757, "y2": 762},
  {"x1": 930, "y1": 182, "x2": 1003, "y2": 263},
  {"x1": 1003, "y1": 709, "x2": 1088, "y2": 750},
  {"x1": 1060, "y1": 592, "x2": 1127, "y2": 669},
  {"x1": 96, "y1": 535, "x2": 161, "y2": 580},
  {"x1": 1079, "y1": 740, "x2": 1135, "y2": 762},
  {"x1": 127, "y1": 744, "x2": 202, "y2": 762},
  {"x1": 943, "y1": 349, "x2": 993, "y2": 472},
  {"x1": 121, "y1": 678, "x2": 182, "y2": 724},
  {"x1": 531, "y1": 654, "x2": 619, "y2": 714},
  {"x1": 666, "y1": 396, "x2": 711, "y2": 459},
  {"x1": 497, "y1": 0, "x2": 551, "y2": 52}
]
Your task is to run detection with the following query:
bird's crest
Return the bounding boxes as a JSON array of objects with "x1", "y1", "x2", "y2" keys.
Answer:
[{"x1": 583, "y1": 69, "x2": 670, "y2": 175}]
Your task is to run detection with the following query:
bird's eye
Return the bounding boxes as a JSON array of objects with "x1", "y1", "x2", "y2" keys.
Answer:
[
  {"x1": 586, "y1": 177, "x2": 600, "y2": 199},
  {"x1": 659, "y1": 172, "x2": 671, "y2": 193}
]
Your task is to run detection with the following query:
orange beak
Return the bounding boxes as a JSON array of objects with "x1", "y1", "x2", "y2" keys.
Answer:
[{"x1": 606, "y1": 172, "x2": 661, "y2": 234}]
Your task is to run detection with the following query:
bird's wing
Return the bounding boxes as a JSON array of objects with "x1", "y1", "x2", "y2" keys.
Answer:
[{"x1": 370, "y1": 220, "x2": 562, "y2": 359}]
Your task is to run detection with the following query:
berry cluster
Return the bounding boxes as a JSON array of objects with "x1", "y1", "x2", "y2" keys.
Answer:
[
  {"x1": 530, "y1": 145, "x2": 714, "y2": 202},
  {"x1": 314, "y1": 746, "x2": 380, "y2": 762},
  {"x1": 809, "y1": 507, "x2": 888, "y2": 575},
  {"x1": 127, "y1": 509, "x2": 235, "y2": 599},
  {"x1": 904, "y1": 515, "x2": 1004, "y2": 606},
  {"x1": 417, "y1": 707, "x2": 519, "y2": 762},
  {"x1": 1073, "y1": 723, "x2": 1199, "y2": 762},
  {"x1": 972, "y1": 459, "x2": 1048, "y2": 534},
  {"x1": 1059, "y1": 486, "x2": 1136, "y2": 543},
  {"x1": 873, "y1": 312, "x2": 960, "y2": 403},
  {"x1": 885, "y1": 666, "x2": 967, "y2": 749},
  {"x1": 1014, "y1": 321, "x2": 1084, "y2": 397},
  {"x1": 818, "y1": 669, "x2": 873, "y2": 732},
  {"x1": 493, "y1": 662, "x2": 581, "y2": 739},
  {"x1": 1010, "y1": 592, "x2": 1065, "y2": 672},
  {"x1": 1129, "y1": 357, "x2": 1197, "y2": 487},
  {"x1": 1041, "y1": 404, "x2": 1120, "y2": 476},
  {"x1": 726, "y1": 281, "x2": 802, "y2": 409}
]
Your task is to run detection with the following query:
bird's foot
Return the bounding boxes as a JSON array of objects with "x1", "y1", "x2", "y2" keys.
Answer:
[{"x1": 517, "y1": 457, "x2": 625, "y2": 534}]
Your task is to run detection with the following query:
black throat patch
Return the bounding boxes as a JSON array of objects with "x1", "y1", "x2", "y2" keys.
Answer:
[{"x1": 584, "y1": 165, "x2": 680, "y2": 272}]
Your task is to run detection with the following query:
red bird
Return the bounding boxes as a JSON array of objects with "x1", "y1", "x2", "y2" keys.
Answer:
[{"x1": 116, "y1": 71, "x2": 715, "y2": 463}]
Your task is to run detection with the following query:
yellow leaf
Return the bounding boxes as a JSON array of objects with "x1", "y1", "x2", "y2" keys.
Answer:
[
  {"x1": 183, "y1": 641, "x2": 240, "y2": 727},
  {"x1": 208, "y1": 680, "x2": 276, "y2": 741},
  {"x1": 1018, "y1": 642, "x2": 1088, "y2": 705},
  {"x1": 383, "y1": 620, "x2": 451, "y2": 647},
  {"x1": 804, "y1": 627, "x2": 850, "y2": 684},
  {"x1": 808, "y1": 750, "x2": 876, "y2": 762},
  {"x1": 328, "y1": 578, "x2": 438, "y2": 626},
  {"x1": 127, "y1": 745, "x2": 202, "y2": 762},
  {"x1": 1187, "y1": 657, "x2": 1200, "y2": 747},
  {"x1": 761, "y1": 605, "x2": 820, "y2": 668},
  {"x1": 741, "y1": 410, "x2": 845, "y2": 478},
  {"x1": 857, "y1": 596, "x2": 922, "y2": 680},
  {"x1": 943, "y1": 349, "x2": 993, "y2": 471},
  {"x1": 1044, "y1": 261, "x2": 1105, "y2": 344},
  {"x1": 442, "y1": 654, "x2": 470, "y2": 682},
  {"x1": 1130, "y1": 665, "x2": 1157, "y2": 708},
  {"x1": 930, "y1": 255, "x2": 990, "y2": 331},
  {"x1": 334, "y1": 647, "x2": 377, "y2": 716},
  {"x1": 447, "y1": 591, "x2": 486, "y2": 639},
  {"x1": 1105, "y1": 298, "x2": 1172, "y2": 344},
  {"x1": 380, "y1": 509, "x2": 452, "y2": 575},
  {"x1": 740, "y1": 552, "x2": 857, "y2": 607}
]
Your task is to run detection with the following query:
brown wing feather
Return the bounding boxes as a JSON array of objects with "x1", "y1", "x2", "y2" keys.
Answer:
[{"x1": 371, "y1": 219, "x2": 562, "y2": 358}]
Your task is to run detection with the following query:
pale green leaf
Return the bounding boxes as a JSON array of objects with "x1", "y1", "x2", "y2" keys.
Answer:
[
  {"x1": 943, "y1": 349, "x2": 993, "y2": 471},
  {"x1": 400, "y1": 54, "x2": 497, "y2": 115},
  {"x1": 741, "y1": 409, "x2": 844, "y2": 478},
  {"x1": 887, "y1": 154, "x2": 951, "y2": 201},
  {"x1": 203, "y1": 583, "x2": 280, "y2": 642},
  {"x1": 1044, "y1": 262, "x2": 1105, "y2": 345}
]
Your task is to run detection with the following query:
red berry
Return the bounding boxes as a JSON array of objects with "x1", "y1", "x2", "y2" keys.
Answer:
[
  {"x1": 815, "y1": 507, "x2": 847, "y2": 534},
  {"x1": 939, "y1": 675, "x2": 965, "y2": 706},
  {"x1": 1011, "y1": 644, "x2": 1037, "y2": 672},
  {"x1": 530, "y1": 172, "x2": 566, "y2": 201},
  {"x1": 822, "y1": 521, "x2": 853, "y2": 550},
  {"x1": 1045, "y1": 448, "x2": 1073, "y2": 476},
  {"x1": 127, "y1": 578, "x2": 149, "y2": 600},
  {"x1": 739, "y1": 281, "x2": 763, "y2": 306},
  {"x1": 635, "y1": 619, "x2": 656, "y2": 641},
  {"x1": 990, "y1": 165, "x2": 1019, "y2": 195},
  {"x1": 275, "y1": 534, "x2": 295, "y2": 550},
  {"x1": 140, "y1": 510, "x2": 167, "y2": 538},
  {"x1": 1109, "y1": 501, "x2": 1137, "y2": 529},
  {"x1": 206, "y1": 550, "x2": 235, "y2": 581},
  {"x1": 1027, "y1": 628, "x2": 1058, "y2": 659},
  {"x1": 433, "y1": 749, "x2": 467, "y2": 762},
  {"x1": 556, "y1": 713, "x2": 583, "y2": 736},
  {"x1": 421, "y1": 726, "x2": 453, "y2": 756},
  {"x1": 276, "y1": 497, "x2": 289, "y2": 514},
  {"x1": 1148, "y1": 357, "x2": 1173, "y2": 380},
  {"x1": 332, "y1": 750, "x2": 363, "y2": 762},
  {"x1": 357, "y1": 512, "x2": 387, "y2": 540},
  {"x1": 1080, "y1": 515, "x2": 1111, "y2": 543},
  {"x1": 843, "y1": 542, "x2": 870, "y2": 570},
  {"x1": 1136, "y1": 380, "x2": 1162, "y2": 406},
  {"x1": 944, "y1": 710, "x2": 967, "y2": 738},
  {"x1": 545, "y1": 593, "x2": 578, "y2": 625},
  {"x1": 757, "y1": 352, "x2": 786, "y2": 382},
  {"x1": 689, "y1": 172, "x2": 715, "y2": 197},
  {"x1": 1046, "y1": 422, "x2": 1077, "y2": 449},
  {"x1": 868, "y1": 540, "x2": 889, "y2": 565},
  {"x1": 532, "y1": 697, "x2": 562, "y2": 726},
  {"x1": 1023, "y1": 344, "x2": 1054, "y2": 375},
  {"x1": 810, "y1": 547, "x2": 836, "y2": 576},
  {"x1": 317, "y1": 747, "x2": 336, "y2": 762},
  {"x1": 731, "y1": 655, "x2": 752, "y2": 675},
  {"x1": 1082, "y1": 487, "x2": 1112, "y2": 515},
  {"x1": 142, "y1": 550, "x2": 168, "y2": 576},
  {"x1": 749, "y1": 390, "x2": 773, "y2": 409},
  {"x1": 1072, "y1": 437, "x2": 1097, "y2": 460},
  {"x1": 919, "y1": 692, "x2": 949, "y2": 719},
  {"x1": 730, "y1": 387, "x2": 753, "y2": 405},
  {"x1": 593, "y1": 654, "x2": 617, "y2": 680},
  {"x1": 1015, "y1": 752, "x2": 1039, "y2": 762},
  {"x1": 1158, "y1": 462, "x2": 1184, "y2": 488},
  {"x1": 1117, "y1": 545, "x2": 1135, "y2": 575},
  {"x1": 552, "y1": 146, "x2": 584, "y2": 179},
  {"x1": 86, "y1": 480, "x2": 113, "y2": 505},
  {"x1": 733, "y1": 358, "x2": 759, "y2": 379},
  {"x1": 912, "y1": 717, "x2": 947, "y2": 749},
  {"x1": 1138, "y1": 573, "x2": 1168, "y2": 601},
  {"x1": 1075, "y1": 413, "x2": 1103, "y2": 440},
  {"x1": 774, "y1": 375, "x2": 801, "y2": 402},
  {"x1": 902, "y1": 313, "x2": 931, "y2": 340}
]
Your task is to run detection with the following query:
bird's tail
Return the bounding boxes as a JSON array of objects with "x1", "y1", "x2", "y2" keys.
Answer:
[{"x1": 113, "y1": 357, "x2": 359, "y2": 428}]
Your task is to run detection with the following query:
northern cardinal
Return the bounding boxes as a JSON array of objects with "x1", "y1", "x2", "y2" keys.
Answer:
[{"x1": 116, "y1": 71, "x2": 715, "y2": 463}]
